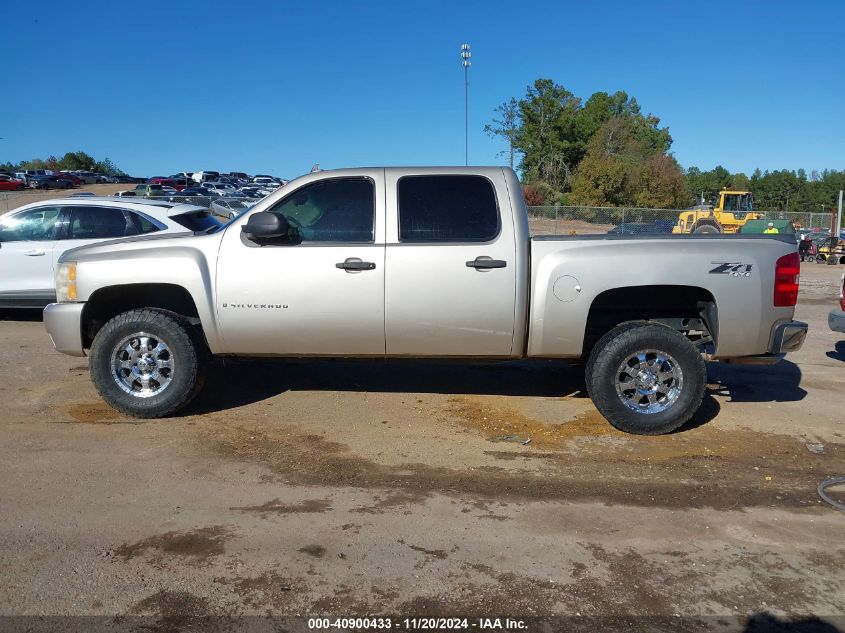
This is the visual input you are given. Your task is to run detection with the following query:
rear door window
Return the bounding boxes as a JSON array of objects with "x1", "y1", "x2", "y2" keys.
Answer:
[
  {"x1": 65, "y1": 206, "x2": 131, "y2": 239},
  {"x1": 398, "y1": 175, "x2": 499, "y2": 242}
]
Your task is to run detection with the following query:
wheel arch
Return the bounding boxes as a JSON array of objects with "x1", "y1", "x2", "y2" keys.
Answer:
[
  {"x1": 582, "y1": 284, "x2": 718, "y2": 359},
  {"x1": 81, "y1": 283, "x2": 207, "y2": 350}
]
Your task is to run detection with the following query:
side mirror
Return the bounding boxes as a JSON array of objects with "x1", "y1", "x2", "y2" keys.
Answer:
[{"x1": 242, "y1": 212, "x2": 290, "y2": 240}]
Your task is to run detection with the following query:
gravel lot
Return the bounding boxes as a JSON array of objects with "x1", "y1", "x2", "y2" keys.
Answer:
[
  {"x1": 0, "y1": 184, "x2": 130, "y2": 213},
  {"x1": 0, "y1": 262, "x2": 843, "y2": 632}
]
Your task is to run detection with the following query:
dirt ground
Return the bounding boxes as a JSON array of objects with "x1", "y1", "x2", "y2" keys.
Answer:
[
  {"x1": 0, "y1": 184, "x2": 130, "y2": 213},
  {"x1": 0, "y1": 263, "x2": 843, "y2": 632}
]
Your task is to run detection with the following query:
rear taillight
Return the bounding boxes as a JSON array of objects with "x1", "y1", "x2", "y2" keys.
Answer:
[{"x1": 774, "y1": 252, "x2": 800, "y2": 307}]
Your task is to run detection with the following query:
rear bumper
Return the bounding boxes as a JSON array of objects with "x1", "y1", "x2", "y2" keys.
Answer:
[
  {"x1": 830, "y1": 309, "x2": 845, "y2": 333},
  {"x1": 768, "y1": 320, "x2": 808, "y2": 354},
  {"x1": 721, "y1": 320, "x2": 808, "y2": 366},
  {"x1": 43, "y1": 302, "x2": 86, "y2": 357}
]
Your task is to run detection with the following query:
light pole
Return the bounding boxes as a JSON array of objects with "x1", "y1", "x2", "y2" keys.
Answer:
[{"x1": 460, "y1": 43, "x2": 471, "y2": 166}]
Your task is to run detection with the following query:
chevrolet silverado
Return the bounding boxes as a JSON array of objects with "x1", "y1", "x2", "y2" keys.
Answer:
[{"x1": 43, "y1": 167, "x2": 807, "y2": 434}]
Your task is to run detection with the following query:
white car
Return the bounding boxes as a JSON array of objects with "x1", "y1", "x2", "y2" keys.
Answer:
[
  {"x1": 0, "y1": 198, "x2": 221, "y2": 308},
  {"x1": 201, "y1": 181, "x2": 237, "y2": 197},
  {"x1": 210, "y1": 198, "x2": 253, "y2": 220}
]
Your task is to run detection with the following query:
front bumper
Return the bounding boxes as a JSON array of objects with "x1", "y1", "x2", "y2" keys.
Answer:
[
  {"x1": 830, "y1": 309, "x2": 845, "y2": 333},
  {"x1": 43, "y1": 302, "x2": 86, "y2": 357}
]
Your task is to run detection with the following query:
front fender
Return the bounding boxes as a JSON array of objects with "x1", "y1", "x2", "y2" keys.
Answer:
[{"x1": 73, "y1": 239, "x2": 223, "y2": 352}]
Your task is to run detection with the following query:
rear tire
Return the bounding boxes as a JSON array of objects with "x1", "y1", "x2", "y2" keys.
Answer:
[
  {"x1": 89, "y1": 309, "x2": 207, "y2": 418},
  {"x1": 585, "y1": 322, "x2": 706, "y2": 435}
]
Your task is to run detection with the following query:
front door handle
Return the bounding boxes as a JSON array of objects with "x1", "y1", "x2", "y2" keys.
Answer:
[
  {"x1": 24, "y1": 250, "x2": 46, "y2": 256},
  {"x1": 336, "y1": 257, "x2": 376, "y2": 272},
  {"x1": 466, "y1": 256, "x2": 507, "y2": 270}
]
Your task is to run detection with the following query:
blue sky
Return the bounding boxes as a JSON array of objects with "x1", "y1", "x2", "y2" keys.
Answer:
[{"x1": 3, "y1": 0, "x2": 843, "y2": 179}]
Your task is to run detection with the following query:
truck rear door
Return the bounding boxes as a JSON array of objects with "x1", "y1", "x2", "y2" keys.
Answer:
[{"x1": 384, "y1": 170, "x2": 517, "y2": 357}]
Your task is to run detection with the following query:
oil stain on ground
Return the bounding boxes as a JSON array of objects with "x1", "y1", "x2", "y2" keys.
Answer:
[
  {"x1": 446, "y1": 397, "x2": 616, "y2": 448},
  {"x1": 200, "y1": 396, "x2": 843, "y2": 511},
  {"x1": 299, "y1": 544, "x2": 326, "y2": 558},
  {"x1": 115, "y1": 526, "x2": 231, "y2": 566},
  {"x1": 130, "y1": 590, "x2": 214, "y2": 632},
  {"x1": 232, "y1": 498, "x2": 331, "y2": 516},
  {"x1": 214, "y1": 571, "x2": 300, "y2": 610},
  {"x1": 60, "y1": 402, "x2": 121, "y2": 424}
]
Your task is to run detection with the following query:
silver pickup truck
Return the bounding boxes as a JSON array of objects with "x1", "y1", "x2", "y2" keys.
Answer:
[{"x1": 43, "y1": 167, "x2": 807, "y2": 435}]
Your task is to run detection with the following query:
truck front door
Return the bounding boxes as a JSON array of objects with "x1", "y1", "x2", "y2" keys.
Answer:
[
  {"x1": 215, "y1": 171, "x2": 386, "y2": 355},
  {"x1": 384, "y1": 172, "x2": 517, "y2": 357}
]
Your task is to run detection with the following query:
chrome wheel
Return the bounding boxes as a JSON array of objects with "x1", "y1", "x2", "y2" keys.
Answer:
[
  {"x1": 111, "y1": 333, "x2": 175, "y2": 398},
  {"x1": 615, "y1": 349, "x2": 683, "y2": 414}
]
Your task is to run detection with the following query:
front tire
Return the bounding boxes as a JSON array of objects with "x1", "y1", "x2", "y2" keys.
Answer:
[
  {"x1": 89, "y1": 309, "x2": 207, "y2": 418},
  {"x1": 586, "y1": 322, "x2": 706, "y2": 435}
]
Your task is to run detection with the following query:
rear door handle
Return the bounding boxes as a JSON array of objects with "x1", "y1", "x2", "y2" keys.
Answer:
[
  {"x1": 336, "y1": 257, "x2": 376, "y2": 272},
  {"x1": 466, "y1": 256, "x2": 507, "y2": 270},
  {"x1": 24, "y1": 250, "x2": 46, "y2": 256}
]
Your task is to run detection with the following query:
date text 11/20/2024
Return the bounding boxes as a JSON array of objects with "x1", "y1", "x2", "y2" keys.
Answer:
[{"x1": 307, "y1": 617, "x2": 527, "y2": 630}]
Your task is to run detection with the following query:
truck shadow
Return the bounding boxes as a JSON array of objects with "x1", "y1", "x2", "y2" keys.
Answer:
[
  {"x1": 187, "y1": 357, "x2": 724, "y2": 432},
  {"x1": 826, "y1": 341, "x2": 845, "y2": 363},
  {"x1": 743, "y1": 612, "x2": 842, "y2": 632},
  {"x1": 189, "y1": 357, "x2": 805, "y2": 415},
  {"x1": 705, "y1": 359, "x2": 807, "y2": 403},
  {"x1": 187, "y1": 357, "x2": 589, "y2": 416}
]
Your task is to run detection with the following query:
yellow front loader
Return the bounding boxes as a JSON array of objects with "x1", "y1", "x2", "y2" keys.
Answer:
[{"x1": 672, "y1": 190, "x2": 763, "y2": 234}]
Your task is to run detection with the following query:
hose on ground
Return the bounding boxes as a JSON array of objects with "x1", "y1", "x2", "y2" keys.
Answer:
[{"x1": 818, "y1": 476, "x2": 845, "y2": 512}]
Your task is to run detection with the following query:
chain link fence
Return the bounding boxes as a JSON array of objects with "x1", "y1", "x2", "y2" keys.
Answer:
[
  {"x1": 766, "y1": 211, "x2": 836, "y2": 231},
  {"x1": 526, "y1": 206, "x2": 683, "y2": 236},
  {"x1": 526, "y1": 206, "x2": 841, "y2": 236},
  {"x1": 1, "y1": 191, "x2": 839, "y2": 235}
]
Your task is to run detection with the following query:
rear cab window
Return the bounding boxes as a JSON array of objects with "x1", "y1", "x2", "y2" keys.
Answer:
[{"x1": 397, "y1": 175, "x2": 500, "y2": 242}]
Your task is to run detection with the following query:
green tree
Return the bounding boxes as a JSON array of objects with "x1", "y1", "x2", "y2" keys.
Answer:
[
  {"x1": 570, "y1": 116, "x2": 688, "y2": 208},
  {"x1": 504, "y1": 79, "x2": 675, "y2": 204},
  {"x1": 483, "y1": 98, "x2": 520, "y2": 169},
  {"x1": 58, "y1": 151, "x2": 96, "y2": 171},
  {"x1": 93, "y1": 157, "x2": 118, "y2": 175},
  {"x1": 20, "y1": 158, "x2": 48, "y2": 170},
  {"x1": 569, "y1": 151, "x2": 628, "y2": 206},
  {"x1": 634, "y1": 154, "x2": 688, "y2": 208},
  {"x1": 514, "y1": 79, "x2": 581, "y2": 191}
]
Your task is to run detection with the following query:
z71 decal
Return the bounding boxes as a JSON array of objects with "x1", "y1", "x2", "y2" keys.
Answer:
[{"x1": 709, "y1": 262, "x2": 753, "y2": 276}]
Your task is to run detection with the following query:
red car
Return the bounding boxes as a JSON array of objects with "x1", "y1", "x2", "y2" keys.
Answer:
[
  {"x1": 148, "y1": 177, "x2": 186, "y2": 191},
  {"x1": 56, "y1": 172, "x2": 85, "y2": 186},
  {"x1": 0, "y1": 175, "x2": 25, "y2": 191}
]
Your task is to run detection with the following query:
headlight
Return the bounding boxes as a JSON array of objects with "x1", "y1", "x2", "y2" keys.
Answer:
[{"x1": 56, "y1": 262, "x2": 77, "y2": 302}]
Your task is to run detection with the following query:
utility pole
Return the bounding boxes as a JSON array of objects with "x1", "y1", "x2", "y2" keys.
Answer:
[
  {"x1": 838, "y1": 190, "x2": 843, "y2": 240},
  {"x1": 460, "y1": 44, "x2": 471, "y2": 166}
]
